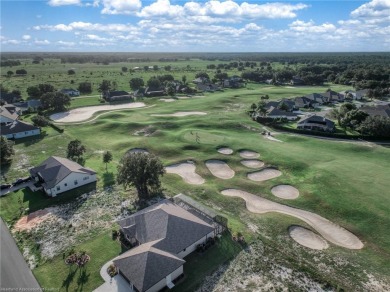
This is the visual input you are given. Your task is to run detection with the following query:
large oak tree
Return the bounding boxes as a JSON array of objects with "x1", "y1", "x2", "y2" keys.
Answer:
[{"x1": 116, "y1": 152, "x2": 165, "y2": 199}]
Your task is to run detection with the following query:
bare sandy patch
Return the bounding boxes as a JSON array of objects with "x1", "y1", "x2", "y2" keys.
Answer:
[
  {"x1": 14, "y1": 208, "x2": 55, "y2": 231},
  {"x1": 248, "y1": 168, "x2": 282, "y2": 182},
  {"x1": 221, "y1": 189, "x2": 363, "y2": 249},
  {"x1": 50, "y1": 102, "x2": 146, "y2": 123},
  {"x1": 151, "y1": 111, "x2": 207, "y2": 117},
  {"x1": 241, "y1": 159, "x2": 264, "y2": 169},
  {"x1": 289, "y1": 226, "x2": 329, "y2": 250},
  {"x1": 271, "y1": 185, "x2": 299, "y2": 199},
  {"x1": 165, "y1": 162, "x2": 205, "y2": 185},
  {"x1": 239, "y1": 150, "x2": 260, "y2": 158},
  {"x1": 177, "y1": 95, "x2": 204, "y2": 100},
  {"x1": 205, "y1": 160, "x2": 235, "y2": 179},
  {"x1": 266, "y1": 136, "x2": 283, "y2": 142},
  {"x1": 217, "y1": 147, "x2": 233, "y2": 155},
  {"x1": 159, "y1": 98, "x2": 176, "y2": 102}
]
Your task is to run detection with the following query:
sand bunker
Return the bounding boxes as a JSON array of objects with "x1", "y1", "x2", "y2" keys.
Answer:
[
  {"x1": 50, "y1": 102, "x2": 146, "y2": 123},
  {"x1": 14, "y1": 208, "x2": 55, "y2": 231},
  {"x1": 239, "y1": 150, "x2": 260, "y2": 159},
  {"x1": 165, "y1": 162, "x2": 205, "y2": 185},
  {"x1": 248, "y1": 168, "x2": 282, "y2": 182},
  {"x1": 271, "y1": 185, "x2": 299, "y2": 199},
  {"x1": 151, "y1": 111, "x2": 207, "y2": 117},
  {"x1": 217, "y1": 147, "x2": 233, "y2": 155},
  {"x1": 205, "y1": 160, "x2": 235, "y2": 179},
  {"x1": 221, "y1": 189, "x2": 363, "y2": 249},
  {"x1": 289, "y1": 226, "x2": 329, "y2": 250},
  {"x1": 241, "y1": 159, "x2": 264, "y2": 169}
]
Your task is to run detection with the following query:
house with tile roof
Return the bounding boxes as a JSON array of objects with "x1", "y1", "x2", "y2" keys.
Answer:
[
  {"x1": 114, "y1": 199, "x2": 216, "y2": 292},
  {"x1": 29, "y1": 156, "x2": 96, "y2": 197}
]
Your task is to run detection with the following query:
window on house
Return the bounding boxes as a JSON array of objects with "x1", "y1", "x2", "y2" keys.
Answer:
[
  {"x1": 74, "y1": 180, "x2": 78, "y2": 185},
  {"x1": 64, "y1": 183, "x2": 67, "y2": 187},
  {"x1": 25, "y1": 131, "x2": 28, "y2": 134},
  {"x1": 83, "y1": 176, "x2": 89, "y2": 181},
  {"x1": 56, "y1": 186, "x2": 60, "y2": 191}
]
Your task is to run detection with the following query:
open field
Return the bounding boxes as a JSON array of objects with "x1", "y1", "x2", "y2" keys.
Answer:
[{"x1": 1, "y1": 60, "x2": 390, "y2": 291}]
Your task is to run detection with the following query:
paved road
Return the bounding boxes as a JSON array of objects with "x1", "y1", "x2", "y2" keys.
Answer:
[{"x1": 0, "y1": 218, "x2": 41, "y2": 290}]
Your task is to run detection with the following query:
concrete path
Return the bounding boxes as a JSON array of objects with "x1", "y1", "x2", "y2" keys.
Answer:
[
  {"x1": 94, "y1": 259, "x2": 132, "y2": 292},
  {"x1": 0, "y1": 181, "x2": 34, "y2": 197},
  {"x1": 0, "y1": 218, "x2": 41, "y2": 290}
]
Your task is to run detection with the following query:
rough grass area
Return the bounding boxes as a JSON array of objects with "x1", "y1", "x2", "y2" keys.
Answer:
[{"x1": 33, "y1": 232, "x2": 122, "y2": 292}]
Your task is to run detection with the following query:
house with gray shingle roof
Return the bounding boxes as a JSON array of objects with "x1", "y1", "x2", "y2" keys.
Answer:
[
  {"x1": 297, "y1": 115, "x2": 335, "y2": 132},
  {"x1": 114, "y1": 200, "x2": 216, "y2": 292},
  {"x1": 1, "y1": 120, "x2": 40, "y2": 140},
  {"x1": 0, "y1": 104, "x2": 21, "y2": 124},
  {"x1": 29, "y1": 156, "x2": 96, "y2": 197}
]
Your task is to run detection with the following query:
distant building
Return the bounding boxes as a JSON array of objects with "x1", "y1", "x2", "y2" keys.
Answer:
[
  {"x1": 60, "y1": 89, "x2": 80, "y2": 97},
  {"x1": 290, "y1": 76, "x2": 305, "y2": 86},
  {"x1": 14, "y1": 99, "x2": 42, "y2": 113},
  {"x1": 104, "y1": 90, "x2": 133, "y2": 102},
  {"x1": 360, "y1": 104, "x2": 390, "y2": 118}
]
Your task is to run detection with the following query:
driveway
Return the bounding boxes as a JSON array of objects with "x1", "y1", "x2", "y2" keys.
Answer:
[
  {"x1": 0, "y1": 218, "x2": 41, "y2": 290},
  {"x1": 93, "y1": 259, "x2": 133, "y2": 292},
  {"x1": 0, "y1": 181, "x2": 34, "y2": 197}
]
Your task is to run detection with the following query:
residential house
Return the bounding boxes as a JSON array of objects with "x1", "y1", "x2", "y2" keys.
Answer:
[
  {"x1": 321, "y1": 90, "x2": 345, "y2": 103},
  {"x1": 290, "y1": 76, "x2": 305, "y2": 86},
  {"x1": 266, "y1": 107, "x2": 298, "y2": 120},
  {"x1": 294, "y1": 96, "x2": 315, "y2": 108},
  {"x1": 196, "y1": 83, "x2": 221, "y2": 92},
  {"x1": 223, "y1": 76, "x2": 244, "y2": 88},
  {"x1": 279, "y1": 98, "x2": 298, "y2": 111},
  {"x1": 1, "y1": 120, "x2": 41, "y2": 139},
  {"x1": 144, "y1": 87, "x2": 165, "y2": 97},
  {"x1": 192, "y1": 77, "x2": 209, "y2": 84},
  {"x1": 0, "y1": 92, "x2": 23, "y2": 104},
  {"x1": 297, "y1": 115, "x2": 335, "y2": 132},
  {"x1": 115, "y1": 199, "x2": 217, "y2": 292},
  {"x1": 360, "y1": 104, "x2": 390, "y2": 118},
  {"x1": 304, "y1": 93, "x2": 327, "y2": 106},
  {"x1": 104, "y1": 90, "x2": 133, "y2": 102},
  {"x1": 0, "y1": 104, "x2": 21, "y2": 124},
  {"x1": 60, "y1": 89, "x2": 80, "y2": 97},
  {"x1": 29, "y1": 156, "x2": 97, "y2": 197},
  {"x1": 345, "y1": 89, "x2": 369, "y2": 100},
  {"x1": 14, "y1": 99, "x2": 42, "y2": 113}
]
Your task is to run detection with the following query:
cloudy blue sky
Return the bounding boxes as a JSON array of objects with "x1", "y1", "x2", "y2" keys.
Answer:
[{"x1": 1, "y1": 0, "x2": 389, "y2": 52}]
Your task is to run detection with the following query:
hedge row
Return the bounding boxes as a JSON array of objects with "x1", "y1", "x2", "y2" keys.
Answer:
[{"x1": 49, "y1": 122, "x2": 64, "y2": 133}]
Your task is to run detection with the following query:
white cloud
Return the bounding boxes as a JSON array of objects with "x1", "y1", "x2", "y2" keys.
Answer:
[
  {"x1": 136, "y1": 0, "x2": 308, "y2": 20},
  {"x1": 101, "y1": 0, "x2": 142, "y2": 14},
  {"x1": 57, "y1": 40, "x2": 76, "y2": 46},
  {"x1": 22, "y1": 35, "x2": 31, "y2": 40},
  {"x1": 351, "y1": 0, "x2": 390, "y2": 18},
  {"x1": 48, "y1": 0, "x2": 81, "y2": 6},
  {"x1": 35, "y1": 39, "x2": 51, "y2": 45},
  {"x1": 85, "y1": 34, "x2": 112, "y2": 41},
  {"x1": 2, "y1": 39, "x2": 21, "y2": 45},
  {"x1": 138, "y1": 0, "x2": 183, "y2": 17},
  {"x1": 289, "y1": 20, "x2": 336, "y2": 33},
  {"x1": 34, "y1": 22, "x2": 136, "y2": 32}
]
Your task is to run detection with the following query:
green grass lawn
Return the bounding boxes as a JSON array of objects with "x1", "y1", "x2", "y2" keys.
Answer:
[
  {"x1": 33, "y1": 232, "x2": 122, "y2": 292},
  {"x1": 1, "y1": 60, "x2": 389, "y2": 290}
]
